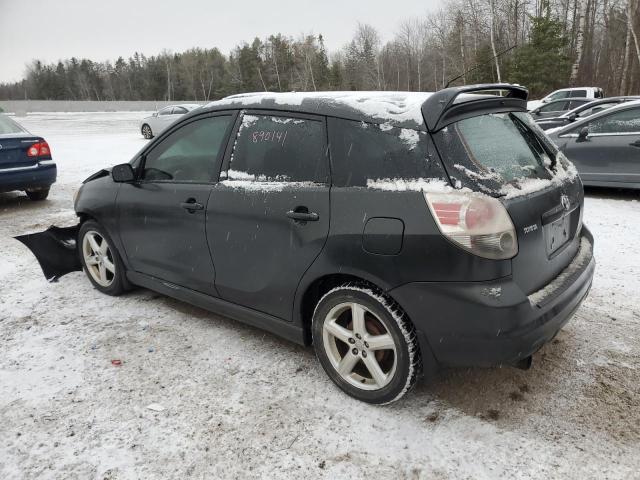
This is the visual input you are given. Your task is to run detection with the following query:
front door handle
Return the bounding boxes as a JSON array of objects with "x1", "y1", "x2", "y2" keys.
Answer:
[
  {"x1": 630, "y1": 140, "x2": 640, "y2": 147},
  {"x1": 286, "y1": 209, "x2": 319, "y2": 222},
  {"x1": 181, "y1": 198, "x2": 204, "y2": 212}
]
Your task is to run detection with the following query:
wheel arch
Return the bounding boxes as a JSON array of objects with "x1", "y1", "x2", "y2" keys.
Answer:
[{"x1": 297, "y1": 272, "x2": 398, "y2": 346}]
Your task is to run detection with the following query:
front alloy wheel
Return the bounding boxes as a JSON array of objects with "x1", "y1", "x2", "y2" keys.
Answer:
[
  {"x1": 82, "y1": 231, "x2": 116, "y2": 287},
  {"x1": 312, "y1": 284, "x2": 421, "y2": 404},
  {"x1": 78, "y1": 220, "x2": 127, "y2": 296}
]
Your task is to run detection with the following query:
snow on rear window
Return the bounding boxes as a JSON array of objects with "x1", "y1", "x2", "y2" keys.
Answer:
[
  {"x1": 434, "y1": 111, "x2": 578, "y2": 198},
  {"x1": 330, "y1": 118, "x2": 448, "y2": 188}
]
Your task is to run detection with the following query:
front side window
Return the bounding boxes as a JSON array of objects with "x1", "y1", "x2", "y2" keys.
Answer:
[
  {"x1": 158, "y1": 107, "x2": 173, "y2": 116},
  {"x1": 142, "y1": 115, "x2": 232, "y2": 182},
  {"x1": 576, "y1": 102, "x2": 617, "y2": 118},
  {"x1": 547, "y1": 91, "x2": 570, "y2": 101},
  {"x1": 539, "y1": 101, "x2": 568, "y2": 113},
  {"x1": 584, "y1": 107, "x2": 640, "y2": 134},
  {"x1": 224, "y1": 114, "x2": 328, "y2": 184},
  {"x1": 173, "y1": 107, "x2": 188, "y2": 115},
  {"x1": 330, "y1": 119, "x2": 447, "y2": 187}
]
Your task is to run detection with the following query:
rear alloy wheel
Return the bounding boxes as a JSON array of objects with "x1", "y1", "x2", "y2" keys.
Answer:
[
  {"x1": 141, "y1": 124, "x2": 153, "y2": 139},
  {"x1": 79, "y1": 220, "x2": 126, "y2": 295},
  {"x1": 25, "y1": 188, "x2": 50, "y2": 201},
  {"x1": 312, "y1": 284, "x2": 422, "y2": 404}
]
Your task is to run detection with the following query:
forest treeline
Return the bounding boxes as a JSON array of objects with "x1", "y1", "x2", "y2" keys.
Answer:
[{"x1": 1, "y1": 0, "x2": 639, "y2": 101}]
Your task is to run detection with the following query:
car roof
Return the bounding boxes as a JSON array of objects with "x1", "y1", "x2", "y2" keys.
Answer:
[
  {"x1": 557, "y1": 96, "x2": 640, "y2": 118},
  {"x1": 553, "y1": 99, "x2": 640, "y2": 133},
  {"x1": 203, "y1": 91, "x2": 435, "y2": 130}
]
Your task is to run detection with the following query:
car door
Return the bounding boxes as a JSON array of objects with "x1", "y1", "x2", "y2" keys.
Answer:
[
  {"x1": 207, "y1": 111, "x2": 331, "y2": 321},
  {"x1": 117, "y1": 112, "x2": 236, "y2": 294},
  {"x1": 559, "y1": 105, "x2": 640, "y2": 184}
]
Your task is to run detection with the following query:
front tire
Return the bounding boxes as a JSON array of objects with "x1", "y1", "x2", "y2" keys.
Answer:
[
  {"x1": 141, "y1": 124, "x2": 153, "y2": 139},
  {"x1": 25, "y1": 188, "x2": 50, "y2": 201},
  {"x1": 312, "y1": 284, "x2": 422, "y2": 404},
  {"x1": 78, "y1": 220, "x2": 127, "y2": 296}
]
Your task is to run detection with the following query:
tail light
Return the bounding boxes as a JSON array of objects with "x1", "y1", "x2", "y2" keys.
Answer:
[
  {"x1": 26, "y1": 142, "x2": 51, "y2": 157},
  {"x1": 424, "y1": 191, "x2": 518, "y2": 260}
]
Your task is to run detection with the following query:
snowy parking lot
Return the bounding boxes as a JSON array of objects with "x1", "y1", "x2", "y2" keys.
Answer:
[{"x1": 1, "y1": 112, "x2": 639, "y2": 479}]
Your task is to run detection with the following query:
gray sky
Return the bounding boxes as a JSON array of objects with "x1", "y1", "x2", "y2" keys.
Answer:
[{"x1": 0, "y1": 0, "x2": 438, "y2": 83}]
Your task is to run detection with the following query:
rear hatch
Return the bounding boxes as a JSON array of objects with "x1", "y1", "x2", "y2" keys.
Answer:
[
  {"x1": 0, "y1": 115, "x2": 42, "y2": 170},
  {"x1": 433, "y1": 110, "x2": 583, "y2": 295}
]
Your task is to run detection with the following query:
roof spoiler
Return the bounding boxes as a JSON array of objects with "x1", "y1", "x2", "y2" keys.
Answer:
[{"x1": 422, "y1": 83, "x2": 529, "y2": 132}]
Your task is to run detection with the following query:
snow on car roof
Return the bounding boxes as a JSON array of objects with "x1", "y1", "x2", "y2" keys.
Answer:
[{"x1": 204, "y1": 91, "x2": 435, "y2": 129}]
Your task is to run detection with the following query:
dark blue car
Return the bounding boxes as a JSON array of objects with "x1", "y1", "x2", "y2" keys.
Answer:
[{"x1": 0, "y1": 114, "x2": 56, "y2": 200}]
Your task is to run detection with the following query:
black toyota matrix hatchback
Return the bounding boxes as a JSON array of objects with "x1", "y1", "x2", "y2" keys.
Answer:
[{"x1": 24, "y1": 84, "x2": 595, "y2": 404}]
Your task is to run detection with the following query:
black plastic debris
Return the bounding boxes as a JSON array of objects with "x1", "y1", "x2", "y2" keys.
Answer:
[{"x1": 15, "y1": 224, "x2": 82, "y2": 281}]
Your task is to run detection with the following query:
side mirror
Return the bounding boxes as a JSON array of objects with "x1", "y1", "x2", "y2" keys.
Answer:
[
  {"x1": 568, "y1": 113, "x2": 577, "y2": 121},
  {"x1": 577, "y1": 127, "x2": 590, "y2": 142},
  {"x1": 152, "y1": 112, "x2": 158, "y2": 117},
  {"x1": 112, "y1": 163, "x2": 135, "y2": 182},
  {"x1": 534, "y1": 110, "x2": 541, "y2": 116}
]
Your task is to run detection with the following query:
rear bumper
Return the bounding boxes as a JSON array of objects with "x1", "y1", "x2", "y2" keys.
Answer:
[
  {"x1": 0, "y1": 162, "x2": 57, "y2": 193},
  {"x1": 389, "y1": 228, "x2": 595, "y2": 367}
]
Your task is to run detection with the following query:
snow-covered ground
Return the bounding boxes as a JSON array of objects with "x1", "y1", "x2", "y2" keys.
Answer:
[{"x1": 1, "y1": 113, "x2": 639, "y2": 479}]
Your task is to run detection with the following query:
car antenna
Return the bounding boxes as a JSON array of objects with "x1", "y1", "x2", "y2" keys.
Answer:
[{"x1": 444, "y1": 45, "x2": 517, "y2": 89}]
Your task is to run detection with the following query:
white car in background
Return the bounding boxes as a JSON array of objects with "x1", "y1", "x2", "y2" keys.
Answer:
[
  {"x1": 139, "y1": 104, "x2": 201, "y2": 139},
  {"x1": 527, "y1": 87, "x2": 604, "y2": 111}
]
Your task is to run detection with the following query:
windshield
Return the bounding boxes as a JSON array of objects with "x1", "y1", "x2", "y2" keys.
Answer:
[{"x1": 0, "y1": 115, "x2": 26, "y2": 135}]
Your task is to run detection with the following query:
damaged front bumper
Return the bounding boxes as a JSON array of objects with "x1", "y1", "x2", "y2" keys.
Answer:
[{"x1": 15, "y1": 224, "x2": 82, "y2": 281}]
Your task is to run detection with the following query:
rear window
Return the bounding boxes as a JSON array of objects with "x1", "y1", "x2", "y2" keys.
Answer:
[
  {"x1": 224, "y1": 114, "x2": 328, "y2": 184},
  {"x1": 435, "y1": 112, "x2": 552, "y2": 189},
  {"x1": 329, "y1": 118, "x2": 448, "y2": 187},
  {"x1": 0, "y1": 115, "x2": 25, "y2": 135}
]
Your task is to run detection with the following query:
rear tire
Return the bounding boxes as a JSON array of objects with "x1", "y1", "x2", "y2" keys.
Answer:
[
  {"x1": 312, "y1": 283, "x2": 422, "y2": 404},
  {"x1": 25, "y1": 188, "x2": 50, "y2": 201},
  {"x1": 141, "y1": 124, "x2": 153, "y2": 139},
  {"x1": 78, "y1": 220, "x2": 127, "y2": 296}
]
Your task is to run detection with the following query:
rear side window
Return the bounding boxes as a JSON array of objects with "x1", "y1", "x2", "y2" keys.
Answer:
[
  {"x1": 569, "y1": 90, "x2": 587, "y2": 98},
  {"x1": 0, "y1": 115, "x2": 25, "y2": 134},
  {"x1": 584, "y1": 107, "x2": 640, "y2": 134},
  {"x1": 435, "y1": 112, "x2": 552, "y2": 187},
  {"x1": 329, "y1": 119, "x2": 447, "y2": 187},
  {"x1": 142, "y1": 115, "x2": 232, "y2": 182},
  {"x1": 224, "y1": 114, "x2": 328, "y2": 184}
]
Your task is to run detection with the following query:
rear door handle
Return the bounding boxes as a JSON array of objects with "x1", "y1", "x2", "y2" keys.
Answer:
[
  {"x1": 630, "y1": 140, "x2": 640, "y2": 147},
  {"x1": 286, "y1": 210, "x2": 319, "y2": 222},
  {"x1": 180, "y1": 198, "x2": 204, "y2": 212}
]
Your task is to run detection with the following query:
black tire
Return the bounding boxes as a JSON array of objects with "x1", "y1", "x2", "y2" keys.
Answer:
[
  {"x1": 312, "y1": 283, "x2": 422, "y2": 404},
  {"x1": 141, "y1": 124, "x2": 153, "y2": 139},
  {"x1": 25, "y1": 188, "x2": 50, "y2": 201},
  {"x1": 78, "y1": 220, "x2": 128, "y2": 296}
]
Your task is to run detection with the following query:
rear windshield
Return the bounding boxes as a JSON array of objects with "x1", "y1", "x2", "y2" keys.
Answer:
[
  {"x1": 434, "y1": 112, "x2": 553, "y2": 190},
  {"x1": 0, "y1": 115, "x2": 25, "y2": 135}
]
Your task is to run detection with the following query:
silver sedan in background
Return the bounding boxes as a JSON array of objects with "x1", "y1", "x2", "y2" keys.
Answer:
[{"x1": 139, "y1": 104, "x2": 201, "y2": 139}]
